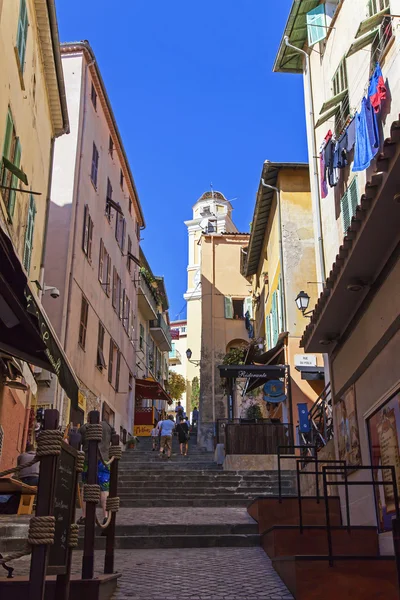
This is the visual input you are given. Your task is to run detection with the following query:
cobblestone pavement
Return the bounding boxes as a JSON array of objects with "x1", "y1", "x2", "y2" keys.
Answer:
[{"x1": 1, "y1": 548, "x2": 293, "y2": 599}]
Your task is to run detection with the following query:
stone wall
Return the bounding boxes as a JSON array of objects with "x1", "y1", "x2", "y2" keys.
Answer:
[{"x1": 298, "y1": 440, "x2": 338, "y2": 498}]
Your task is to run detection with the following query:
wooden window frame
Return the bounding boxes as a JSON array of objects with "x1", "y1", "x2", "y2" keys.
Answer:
[
  {"x1": 16, "y1": 0, "x2": 29, "y2": 73},
  {"x1": 108, "y1": 339, "x2": 116, "y2": 384},
  {"x1": 82, "y1": 205, "x2": 93, "y2": 261},
  {"x1": 96, "y1": 321, "x2": 107, "y2": 370},
  {"x1": 23, "y1": 193, "x2": 36, "y2": 273}
]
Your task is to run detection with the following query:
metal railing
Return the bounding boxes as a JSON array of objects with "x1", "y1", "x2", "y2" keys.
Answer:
[
  {"x1": 150, "y1": 313, "x2": 172, "y2": 347},
  {"x1": 298, "y1": 382, "x2": 333, "y2": 451},
  {"x1": 169, "y1": 347, "x2": 181, "y2": 362}
]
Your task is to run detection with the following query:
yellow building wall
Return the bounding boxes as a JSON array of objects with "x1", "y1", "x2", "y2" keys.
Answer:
[
  {"x1": 252, "y1": 168, "x2": 324, "y2": 418},
  {"x1": 0, "y1": 0, "x2": 56, "y2": 280}
]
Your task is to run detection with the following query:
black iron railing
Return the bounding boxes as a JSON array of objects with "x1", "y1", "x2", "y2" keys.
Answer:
[{"x1": 298, "y1": 382, "x2": 333, "y2": 451}]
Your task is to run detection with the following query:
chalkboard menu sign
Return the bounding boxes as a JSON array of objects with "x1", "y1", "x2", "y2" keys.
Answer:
[{"x1": 48, "y1": 442, "x2": 77, "y2": 574}]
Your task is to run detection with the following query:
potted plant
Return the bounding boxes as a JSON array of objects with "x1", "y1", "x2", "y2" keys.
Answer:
[{"x1": 126, "y1": 435, "x2": 139, "y2": 449}]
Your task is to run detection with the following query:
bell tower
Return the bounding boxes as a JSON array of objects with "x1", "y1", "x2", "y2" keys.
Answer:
[{"x1": 183, "y1": 190, "x2": 237, "y2": 408}]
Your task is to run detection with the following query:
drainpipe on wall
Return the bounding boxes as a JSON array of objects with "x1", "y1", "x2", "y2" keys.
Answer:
[
  {"x1": 261, "y1": 178, "x2": 287, "y2": 332},
  {"x1": 284, "y1": 36, "x2": 326, "y2": 287},
  {"x1": 211, "y1": 234, "x2": 216, "y2": 437}
]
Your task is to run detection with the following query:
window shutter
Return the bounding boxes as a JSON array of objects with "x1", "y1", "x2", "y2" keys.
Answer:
[
  {"x1": 106, "y1": 255, "x2": 111, "y2": 295},
  {"x1": 348, "y1": 177, "x2": 359, "y2": 220},
  {"x1": 266, "y1": 315, "x2": 271, "y2": 350},
  {"x1": 271, "y1": 291, "x2": 279, "y2": 347},
  {"x1": 17, "y1": 0, "x2": 28, "y2": 70},
  {"x1": 23, "y1": 194, "x2": 36, "y2": 273},
  {"x1": 88, "y1": 217, "x2": 93, "y2": 260},
  {"x1": 82, "y1": 205, "x2": 89, "y2": 254},
  {"x1": 244, "y1": 297, "x2": 253, "y2": 319},
  {"x1": 306, "y1": 5, "x2": 327, "y2": 46},
  {"x1": 98, "y1": 239, "x2": 104, "y2": 282},
  {"x1": 2, "y1": 111, "x2": 13, "y2": 160},
  {"x1": 277, "y1": 279, "x2": 284, "y2": 333},
  {"x1": 224, "y1": 296, "x2": 233, "y2": 319},
  {"x1": 341, "y1": 178, "x2": 358, "y2": 234},
  {"x1": 8, "y1": 138, "x2": 21, "y2": 218}
]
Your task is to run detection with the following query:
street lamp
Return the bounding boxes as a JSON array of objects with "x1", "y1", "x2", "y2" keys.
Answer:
[
  {"x1": 186, "y1": 348, "x2": 200, "y2": 366},
  {"x1": 295, "y1": 290, "x2": 313, "y2": 318}
]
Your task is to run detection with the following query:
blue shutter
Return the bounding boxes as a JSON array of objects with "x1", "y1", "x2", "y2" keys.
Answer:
[
  {"x1": 277, "y1": 279, "x2": 284, "y2": 333},
  {"x1": 16, "y1": 0, "x2": 29, "y2": 70},
  {"x1": 23, "y1": 194, "x2": 36, "y2": 273},
  {"x1": 244, "y1": 297, "x2": 253, "y2": 319},
  {"x1": 8, "y1": 138, "x2": 21, "y2": 218},
  {"x1": 306, "y1": 5, "x2": 327, "y2": 46}
]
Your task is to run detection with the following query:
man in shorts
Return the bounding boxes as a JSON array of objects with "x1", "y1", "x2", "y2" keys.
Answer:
[{"x1": 159, "y1": 415, "x2": 175, "y2": 459}]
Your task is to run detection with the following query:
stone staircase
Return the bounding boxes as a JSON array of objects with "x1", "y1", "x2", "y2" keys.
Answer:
[{"x1": 118, "y1": 433, "x2": 296, "y2": 507}]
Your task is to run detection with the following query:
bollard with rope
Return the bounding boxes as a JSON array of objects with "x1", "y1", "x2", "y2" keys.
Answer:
[
  {"x1": 28, "y1": 409, "x2": 60, "y2": 600},
  {"x1": 82, "y1": 410, "x2": 101, "y2": 580},
  {"x1": 104, "y1": 433, "x2": 121, "y2": 574}
]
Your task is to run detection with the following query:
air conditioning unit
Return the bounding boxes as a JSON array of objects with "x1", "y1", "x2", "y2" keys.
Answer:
[{"x1": 35, "y1": 369, "x2": 53, "y2": 387}]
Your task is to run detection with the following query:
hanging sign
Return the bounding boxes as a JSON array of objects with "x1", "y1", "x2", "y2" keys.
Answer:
[{"x1": 263, "y1": 380, "x2": 287, "y2": 404}]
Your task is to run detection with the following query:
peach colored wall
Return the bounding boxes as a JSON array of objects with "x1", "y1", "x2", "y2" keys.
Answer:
[
  {"x1": 0, "y1": 387, "x2": 29, "y2": 471},
  {"x1": 41, "y1": 51, "x2": 140, "y2": 435}
]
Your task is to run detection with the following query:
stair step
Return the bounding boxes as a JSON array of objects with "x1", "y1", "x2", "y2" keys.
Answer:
[{"x1": 83, "y1": 534, "x2": 260, "y2": 550}]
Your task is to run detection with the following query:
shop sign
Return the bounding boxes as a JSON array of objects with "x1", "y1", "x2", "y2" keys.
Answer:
[{"x1": 134, "y1": 424, "x2": 153, "y2": 436}]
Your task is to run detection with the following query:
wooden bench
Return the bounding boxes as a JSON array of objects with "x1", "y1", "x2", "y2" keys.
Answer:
[{"x1": 0, "y1": 477, "x2": 37, "y2": 515}]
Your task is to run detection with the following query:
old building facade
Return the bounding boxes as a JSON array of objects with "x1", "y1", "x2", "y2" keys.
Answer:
[
  {"x1": 276, "y1": 0, "x2": 400, "y2": 553},
  {"x1": 38, "y1": 42, "x2": 144, "y2": 438}
]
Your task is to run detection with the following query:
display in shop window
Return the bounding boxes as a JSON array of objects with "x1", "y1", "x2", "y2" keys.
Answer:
[
  {"x1": 368, "y1": 391, "x2": 400, "y2": 532},
  {"x1": 335, "y1": 384, "x2": 361, "y2": 469}
]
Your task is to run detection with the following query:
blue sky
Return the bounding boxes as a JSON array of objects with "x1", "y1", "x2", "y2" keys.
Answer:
[{"x1": 57, "y1": 0, "x2": 308, "y2": 319}]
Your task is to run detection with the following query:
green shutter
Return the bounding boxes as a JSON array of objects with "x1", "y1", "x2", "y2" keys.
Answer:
[
  {"x1": 23, "y1": 194, "x2": 36, "y2": 273},
  {"x1": 244, "y1": 297, "x2": 253, "y2": 319},
  {"x1": 341, "y1": 178, "x2": 358, "y2": 234},
  {"x1": 266, "y1": 315, "x2": 271, "y2": 350},
  {"x1": 17, "y1": 0, "x2": 29, "y2": 70},
  {"x1": 2, "y1": 111, "x2": 13, "y2": 161},
  {"x1": 224, "y1": 296, "x2": 233, "y2": 319},
  {"x1": 277, "y1": 280, "x2": 284, "y2": 333},
  {"x1": 8, "y1": 138, "x2": 21, "y2": 218},
  {"x1": 271, "y1": 292, "x2": 279, "y2": 347},
  {"x1": 306, "y1": 5, "x2": 327, "y2": 47}
]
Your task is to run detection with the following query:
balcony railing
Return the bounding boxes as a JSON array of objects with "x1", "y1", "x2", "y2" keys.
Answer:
[
  {"x1": 150, "y1": 313, "x2": 172, "y2": 350},
  {"x1": 169, "y1": 347, "x2": 182, "y2": 362}
]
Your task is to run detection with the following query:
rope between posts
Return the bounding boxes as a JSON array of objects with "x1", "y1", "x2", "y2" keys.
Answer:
[
  {"x1": 76, "y1": 451, "x2": 85, "y2": 472},
  {"x1": 0, "y1": 516, "x2": 55, "y2": 565},
  {"x1": 0, "y1": 429, "x2": 63, "y2": 479},
  {"x1": 95, "y1": 496, "x2": 120, "y2": 530}
]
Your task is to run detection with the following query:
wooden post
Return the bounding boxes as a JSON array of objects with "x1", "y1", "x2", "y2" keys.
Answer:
[
  {"x1": 82, "y1": 410, "x2": 100, "y2": 580},
  {"x1": 28, "y1": 409, "x2": 59, "y2": 600},
  {"x1": 104, "y1": 434, "x2": 119, "y2": 574},
  {"x1": 55, "y1": 447, "x2": 80, "y2": 600}
]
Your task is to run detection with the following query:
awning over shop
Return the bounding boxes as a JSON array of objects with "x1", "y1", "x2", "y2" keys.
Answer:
[
  {"x1": 0, "y1": 225, "x2": 79, "y2": 406},
  {"x1": 218, "y1": 364, "x2": 287, "y2": 395},
  {"x1": 242, "y1": 332, "x2": 288, "y2": 393},
  {"x1": 295, "y1": 365, "x2": 325, "y2": 381},
  {"x1": 135, "y1": 378, "x2": 173, "y2": 404}
]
